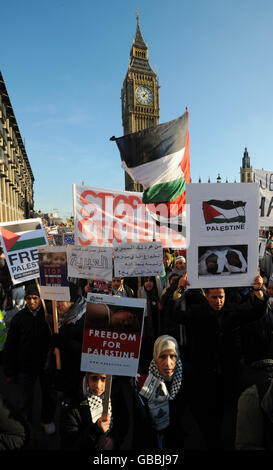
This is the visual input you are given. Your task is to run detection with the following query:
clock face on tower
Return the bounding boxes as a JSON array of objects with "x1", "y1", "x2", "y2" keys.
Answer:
[{"x1": 135, "y1": 86, "x2": 153, "y2": 105}]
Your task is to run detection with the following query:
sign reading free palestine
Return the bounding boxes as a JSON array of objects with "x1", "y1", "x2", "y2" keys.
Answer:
[{"x1": 0, "y1": 218, "x2": 48, "y2": 284}]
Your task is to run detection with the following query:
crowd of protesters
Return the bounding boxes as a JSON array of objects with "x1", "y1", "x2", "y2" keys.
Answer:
[{"x1": 0, "y1": 234, "x2": 273, "y2": 451}]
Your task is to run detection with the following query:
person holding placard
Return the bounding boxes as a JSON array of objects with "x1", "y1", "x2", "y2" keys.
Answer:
[
  {"x1": 49, "y1": 287, "x2": 86, "y2": 398},
  {"x1": 3, "y1": 284, "x2": 56, "y2": 435},
  {"x1": 59, "y1": 372, "x2": 134, "y2": 450},
  {"x1": 137, "y1": 277, "x2": 161, "y2": 374},
  {"x1": 166, "y1": 271, "x2": 268, "y2": 449},
  {"x1": 111, "y1": 277, "x2": 135, "y2": 297}
]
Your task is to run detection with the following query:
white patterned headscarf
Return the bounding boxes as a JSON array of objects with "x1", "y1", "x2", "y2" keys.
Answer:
[{"x1": 140, "y1": 335, "x2": 182, "y2": 431}]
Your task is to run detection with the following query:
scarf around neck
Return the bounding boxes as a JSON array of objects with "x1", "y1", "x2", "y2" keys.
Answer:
[
  {"x1": 139, "y1": 358, "x2": 183, "y2": 431},
  {"x1": 58, "y1": 297, "x2": 86, "y2": 328},
  {"x1": 82, "y1": 376, "x2": 113, "y2": 431}
]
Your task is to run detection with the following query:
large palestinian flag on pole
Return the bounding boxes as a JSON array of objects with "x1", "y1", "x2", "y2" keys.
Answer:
[{"x1": 111, "y1": 110, "x2": 190, "y2": 230}]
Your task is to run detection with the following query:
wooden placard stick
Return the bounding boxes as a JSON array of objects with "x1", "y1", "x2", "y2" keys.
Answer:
[
  {"x1": 102, "y1": 375, "x2": 112, "y2": 416},
  {"x1": 52, "y1": 300, "x2": 61, "y2": 370},
  {"x1": 35, "y1": 278, "x2": 53, "y2": 334}
]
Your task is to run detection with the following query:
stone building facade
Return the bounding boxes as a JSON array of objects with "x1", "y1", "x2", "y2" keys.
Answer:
[{"x1": 0, "y1": 71, "x2": 34, "y2": 222}]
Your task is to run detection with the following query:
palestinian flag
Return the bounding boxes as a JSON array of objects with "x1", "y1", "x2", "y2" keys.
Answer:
[
  {"x1": 202, "y1": 200, "x2": 246, "y2": 224},
  {"x1": 0, "y1": 219, "x2": 48, "y2": 253},
  {"x1": 111, "y1": 111, "x2": 190, "y2": 229}
]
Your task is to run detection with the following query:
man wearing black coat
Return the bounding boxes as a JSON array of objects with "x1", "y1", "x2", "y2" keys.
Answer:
[
  {"x1": 166, "y1": 272, "x2": 268, "y2": 449},
  {"x1": 3, "y1": 284, "x2": 56, "y2": 434}
]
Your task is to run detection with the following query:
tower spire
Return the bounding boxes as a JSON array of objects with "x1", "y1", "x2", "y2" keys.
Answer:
[{"x1": 133, "y1": 10, "x2": 147, "y2": 50}]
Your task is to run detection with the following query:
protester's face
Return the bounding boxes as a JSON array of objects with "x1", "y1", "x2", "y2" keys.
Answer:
[
  {"x1": 57, "y1": 301, "x2": 74, "y2": 316},
  {"x1": 156, "y1": 349, "x2": 177, "y2": 378},
  {"x1": 144, "y1": 278, "x2": 154, "y2": 291},
  {"x1": 26, "y1": 295, "x2": 41, "y2": 311},
  {"x1": 163, "y1": 254, "x2": 171, "y2": 268},
  {"x1": 111, "y1": 309, "x2": 139, "y2": 329},
  {"x1": 87, "y1": 373, "x2": 107, "y2": 396},
  {"x1": 176, "y1": 260, "x2": 185, "y2": 271},
  {"x1": 112, "y1": 278, "x2": 123, "y2": 290},
  {"x1": 206, "y1": 288, "x2": 225, "y2": 311},
  {"x1": 267, "y1": 285, "x2": 273, "y2": 298}
]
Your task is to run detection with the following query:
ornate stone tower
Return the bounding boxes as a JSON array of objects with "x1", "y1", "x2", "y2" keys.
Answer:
[
  {"x1": 121, "y1": 12, "x2": 160, "y2": 191},
  {"x1": 240, "y1": 147, "x2": 253, "y2": 182}
]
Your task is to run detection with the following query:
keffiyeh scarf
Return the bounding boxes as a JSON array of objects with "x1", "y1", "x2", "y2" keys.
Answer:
[
  {"x1": 58, "y1": 297, "x2": 86, "y2": 328},
  {"x1": 140, "y1": 359, "x2": 183, "y2": 431},
  {"x1": 82, "y1": 376, "x2": 113, "y2": 432}
]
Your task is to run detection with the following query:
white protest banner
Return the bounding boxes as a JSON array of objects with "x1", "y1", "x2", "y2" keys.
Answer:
[
  {"x1": 186, "y1": 183, "x2": 259, "y2": 288},
  {"x1": 81, "y1": 294, "x2": 145, "y2": 376},
  {"x1": 0, "y1": 218, "x2": 48, "y2": 284},
  {"x1": 73, "y1": 184, "x2": 187, "y2": 249},
  {"x1": 38, "y1": 246, "x2": 70, "y2": 301},
  {"x1": 67, "y1": 245, "x2": 113, "y2": 281},
  {"x1": 114, "y1": 241, "x2": 163, "y2": 278},
  {"x1": 253, "y1": 169, "x2": 273, "y2": 228}
]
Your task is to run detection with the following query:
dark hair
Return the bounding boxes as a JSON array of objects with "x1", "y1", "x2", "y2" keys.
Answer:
[{"x1": 203, "y1": 287, "x2": 225, "y2": 295}]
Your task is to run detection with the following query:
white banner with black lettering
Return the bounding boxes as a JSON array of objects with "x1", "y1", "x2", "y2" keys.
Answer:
[{"x1": 254, "y1": 169, "x2": 273, "y2": 228}]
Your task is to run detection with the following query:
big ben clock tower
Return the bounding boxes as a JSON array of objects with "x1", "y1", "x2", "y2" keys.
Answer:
[{"x1": 121, "y1": 12, "x2": 160, "y2": 191}]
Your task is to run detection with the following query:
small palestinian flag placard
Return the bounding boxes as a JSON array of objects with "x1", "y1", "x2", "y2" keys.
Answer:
[
  {"x1": 202, "y1": 200, "x2": 246, "y2": 225},
  {"x1": 0, "y1": 218, "x2": 48, "y2": 284},
  {"x1": 186, "y1": 182, "x2": 259, "y2": 289}
]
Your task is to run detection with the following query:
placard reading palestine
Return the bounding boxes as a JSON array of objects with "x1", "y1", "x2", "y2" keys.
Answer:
[
  {"x1": 186, "y1": 183, "x2": 259, "y2": 288},
  {"x1": 0, "y1": 218, "x2": 48, "y2": 284}
]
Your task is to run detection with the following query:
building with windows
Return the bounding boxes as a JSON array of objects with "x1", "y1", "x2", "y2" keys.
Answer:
[{"x1": 0, "y1": 71, "x2": 34, "y2": 222}]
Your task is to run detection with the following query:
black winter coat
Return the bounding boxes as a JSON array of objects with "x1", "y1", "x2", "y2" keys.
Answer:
[
  {"x1": 137, "y1": 374, "x2": 186, "y2": 451},
  {"x1": 3, "y1": 305, "x2": 51, "y2": 378},
  {"x1": 59, "y1": 376, "x2": 135, "y2": 451},
  {"x1": 168, "y1": 294, "x2": 268, "y2": 378},
  {"x1": 0, "y1": 393, "x2": 33, "y2": 450},
  {"x1": 49, "y1": 314, "x2": 85, "y2": 396}
]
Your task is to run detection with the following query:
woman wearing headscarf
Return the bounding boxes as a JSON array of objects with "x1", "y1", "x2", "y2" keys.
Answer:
[
  {"x1": 138, "y1": 277, "x2": 161, "y2": 337},
  {"x1": 137, "y1": 335, "x2": 185, "y2": 451},
  {"x1": 137, "y1": 277, "x2": 161, "y2": 373}
]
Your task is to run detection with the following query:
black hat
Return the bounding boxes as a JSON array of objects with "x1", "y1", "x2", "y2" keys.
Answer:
[{"x1": 25, "y1": 284, "x2": 40, "y2": 298}]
